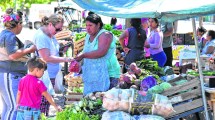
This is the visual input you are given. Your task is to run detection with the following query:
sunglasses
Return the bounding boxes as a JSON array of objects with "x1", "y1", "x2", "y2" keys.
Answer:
[{"x1": 52, "y1": 24, "x2": 62, "y2": 32}]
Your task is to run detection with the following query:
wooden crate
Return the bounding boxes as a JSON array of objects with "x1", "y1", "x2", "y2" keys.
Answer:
[
  {"x1": 65, "y1": 92, "x2": 83, "y2": 105},
  {"x1": 173, "y1": 67, "x2": 180, "y2": 74},
  {"x1": 64, "y1": 73, "x2": 82, "y2": 87},
  {"x1": 67, "y1": 77, "x2": 82, "y2": 87},
  {"x1": 162, "y1": 77, "x2": 203, "y2": 119},
  {"x1": 180, "y1": 63, "x2": 193, "y2": 74},
  {"x1": 73, "y1": 38, "x2": 85, "y2": 56},
  {"x1": 55, "y1": 30, "x2": 72, "y2": 40}
]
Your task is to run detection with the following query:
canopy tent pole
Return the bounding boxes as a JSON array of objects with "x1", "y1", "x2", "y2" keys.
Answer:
[{"x1": 192, "y1": 18, "x2": 209, "y2": 120}]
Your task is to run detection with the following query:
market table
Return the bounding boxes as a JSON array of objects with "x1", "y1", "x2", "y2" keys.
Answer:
[
  {"x1": 205, "y1": 88, "x2": 215, "y2": 120},
  {"x1": 179, "y1": 47, "x2": 210, "y2": 71}
]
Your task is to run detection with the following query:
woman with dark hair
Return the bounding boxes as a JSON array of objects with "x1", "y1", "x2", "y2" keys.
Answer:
[
  {"x1": 197, "y1": 26, "x2": 207, "y2": 51},
  {"x1": 201, "y1": 30, "x2": 215, "y2": 55},
  {"x1": 110, "y1": 17, "x2": 122, "y2": 30},
  {"x1": 145, "y1": 18, "x2": 167, "y2": 67},
  {"x1": 0, "y1": 8, "x2": 36, "y2": 120},
  {"x1": 110, "y1": 17, "x2": 117, "y2": 26},
  {"x1": 75, "y1": 14, "x2": 120, "y2": 95},
  {"x1": 119, "y1": 18, "x2": 147, "y2": 66}
]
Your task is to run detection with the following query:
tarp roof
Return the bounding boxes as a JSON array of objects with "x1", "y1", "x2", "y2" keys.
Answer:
[{"x1": 72, "y1": 0, "x2": 215, "y2": 22}]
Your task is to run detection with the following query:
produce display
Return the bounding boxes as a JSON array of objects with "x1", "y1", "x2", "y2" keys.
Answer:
[
  {"x1": 57, "y1": 92, "x2": 104, "y2": 120},
  {"x1": 103, "y1": 24, "x2": 113, "y2": 31},
  {"x1": 64, "y1": 72, "x2": 82, "y2": 88},
  {"x1": 111, "y1": 29, "x2": 123, "y2": 37},
  {"x1": 118, "y1": 60, "x2": 163, "y2": 90},
  {"x1": 147, "y1": 82, "x2": 172, "y2": 94},
  {"x1": 103, "y1": 24, "x2": 123, "y2": 37},
  {"x1": 102, "y1": 88, "x2": 174, "y2": 117},
  {"x1": 187, "y1": 70, "x2": 215, "y2": 76},
  {"x1": 136, "y1": 59, "x2": 164, "y2": 76},
  {"x1": 71, "y1": 87, "x2": 84, "y2": 93},
  {"x1": 131, "y1": 93, "x2": 174, "y2": 117},
  {"x1": 41, "y1": 18, "x2": 202, "y2": 120},
  {"x1": 103, "y1": 88, "x2": 135, "y2": 112},
  {"x1": 140, "y1": 76, "x2": 157, "y2": 91},
  {"x1": 74, "y1": 32, "x2": 87, "y2": 42}
]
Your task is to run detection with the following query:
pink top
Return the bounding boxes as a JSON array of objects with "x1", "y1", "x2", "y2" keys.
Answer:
[
  {"x1": 147, "y1": 30, "x2": 163, "y2": 55},
  {"x1": 124, "y1": 30, "x2": 129, "y2": 46},
  {"x1": 18, "y1": 74, "x2": 47, "y2": 109}
]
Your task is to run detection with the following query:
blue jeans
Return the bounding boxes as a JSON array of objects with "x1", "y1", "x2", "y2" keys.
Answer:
[
  {"x1": 151, "y1": 51, "x2": 167, "y2": 67},
  {"x1": 0, "y1": 72, "x2": 24, "y2": 120},
  {"x1": 16, "y1": 106, "x2": 41, "y2": 120}
]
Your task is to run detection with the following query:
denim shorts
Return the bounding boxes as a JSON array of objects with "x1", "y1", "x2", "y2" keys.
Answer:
[{"x1": 16, "y1": 106, "x2": 41, "y2": 120}]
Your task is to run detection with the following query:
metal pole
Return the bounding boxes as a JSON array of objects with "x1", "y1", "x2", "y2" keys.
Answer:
[
  {"x1": 13, "y1": 0, "x2": 16, "y2": 11},
  {"x1": 192, "y1": 18, "x2": 209, "y2": 120}
]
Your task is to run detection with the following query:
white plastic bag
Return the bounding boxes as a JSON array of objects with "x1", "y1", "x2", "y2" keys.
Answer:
[
  {"x1": 152, "y1": 94, "x2": 174, "y2": 117},
  {"x1": 54, "y1": 67, "x2": 65, "y2": 93},
  {"x1": 138, "y1": 115, "x2": 165, "y2": 120},
  {"x1": 102, "y1": 111, "x2": 135, "y2": 120},
  {"x1": 40, "y1": 70, "x2": 55, "y2": 95}
]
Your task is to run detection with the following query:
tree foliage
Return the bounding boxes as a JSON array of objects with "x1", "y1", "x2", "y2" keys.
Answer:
[{"x1": 0, "y1": 0, "x2": 57, "y2": 12}]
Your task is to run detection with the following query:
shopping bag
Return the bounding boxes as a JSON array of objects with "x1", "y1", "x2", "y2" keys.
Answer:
[
  {"x1": 54, "y1": 68, "x2": 65, "y2": 93},
  {"x1": 40, "y1": 70, "x2": 55, "y2": 95}
]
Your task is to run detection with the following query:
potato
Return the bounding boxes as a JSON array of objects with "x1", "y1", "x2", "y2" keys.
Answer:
[{"x1": 118, "y1": 102, "x2": 129, "y2": 111}]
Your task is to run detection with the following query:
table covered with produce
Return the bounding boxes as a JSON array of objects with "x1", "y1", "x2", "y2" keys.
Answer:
[{"x1": 45, "y1": 24, "x2": 213, "y2": 120}]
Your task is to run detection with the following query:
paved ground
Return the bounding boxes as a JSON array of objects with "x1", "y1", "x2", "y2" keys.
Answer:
[{"x1": 49, "y1": 92, "x2": 65, "y2": 117}]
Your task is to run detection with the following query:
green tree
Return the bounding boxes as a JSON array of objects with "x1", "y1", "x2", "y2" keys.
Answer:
[{"x1": 0, "y1": 0, "x2": 57, "y2": 12}]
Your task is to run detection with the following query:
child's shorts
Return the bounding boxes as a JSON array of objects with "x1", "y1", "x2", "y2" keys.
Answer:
[{"x1": 16, "y1": 106, "x2": 41, "y2": 120}]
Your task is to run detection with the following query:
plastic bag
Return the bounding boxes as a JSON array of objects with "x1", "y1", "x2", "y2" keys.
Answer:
[
  {"x1": 134, "y1": 115, "x2": 165, "y2": 120},
  {"x1": 69, "y1": 60, "x2": 81, "y2": 73},
  {"x1": 152, "y1": 94, "x2": 174, "y2": 117},
  {"x1": 54, "y1": 66, "x2": 65, "y2": 93},
  {"x1": 103, "y1": 88, "x2": 135, "y2": 112},
  {"x1": 102, "y1": 111, "x2": 135, "y2": 120},
  {"x1": 40, "y1": 70, "x2": 55, "y2": 95}
]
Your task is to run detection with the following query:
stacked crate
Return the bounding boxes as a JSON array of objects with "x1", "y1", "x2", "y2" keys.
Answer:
[
  {"x1": 73, "y1": 38, "x2": 85, "y2": 56},
  {"x1": 55, "y1": 30, "x2": 72, "y2": 40},
  {"x1": 172, "y1": 67, "x2": 180, "y2": 74},
  {"x1": 64, "y1": 73, "x2": 83, "y2": 105},
  {"x1": 65, "y1": 91, "x2": 83, "y2": 105},
  {"x1": 162, "y1": 76, "x2": 203, "y2": 119},
  {"x1": 64, "y1": 73, "x2": 83, "y2": 88},
  {"x1": 67, "y1": 76, "x2": 82, "y2": 88}
]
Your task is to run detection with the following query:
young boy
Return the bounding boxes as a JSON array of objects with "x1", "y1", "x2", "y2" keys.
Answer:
[{"x1": 16, "y1": 57, "x2": 62, "y2": 120}]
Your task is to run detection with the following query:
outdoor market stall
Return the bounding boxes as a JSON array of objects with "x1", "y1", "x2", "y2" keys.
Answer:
[{"x1": 50, "y1": 0, "x2": 215, "y2": 120}]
